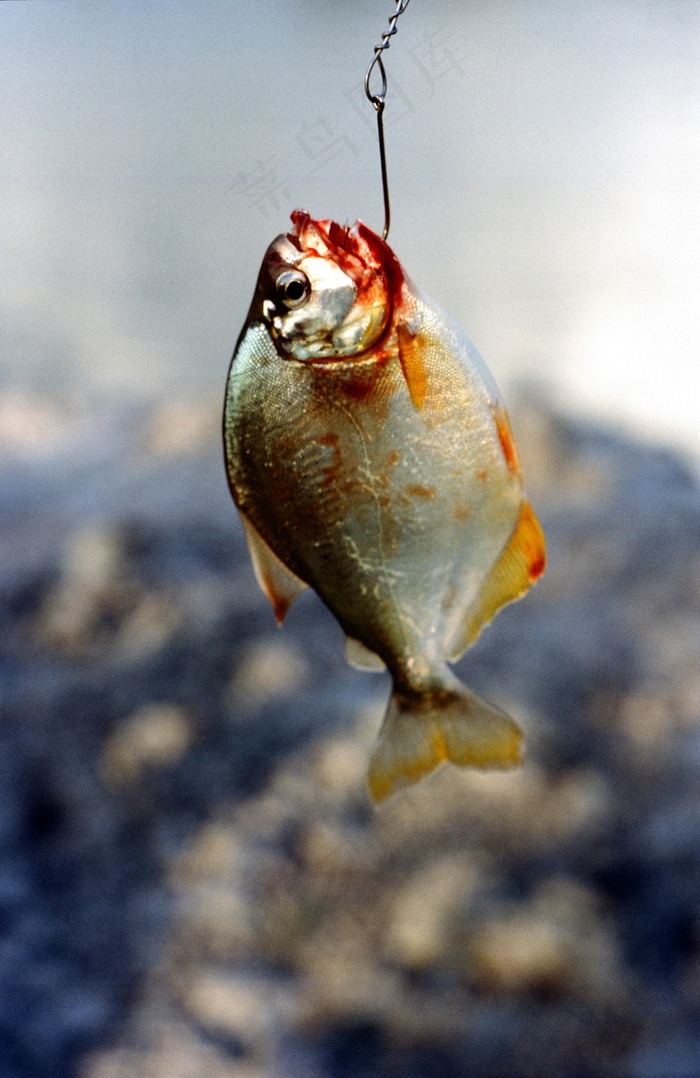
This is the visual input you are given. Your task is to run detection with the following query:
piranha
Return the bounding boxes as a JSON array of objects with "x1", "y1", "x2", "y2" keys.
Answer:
[{"x1": 223, "y1": 210, "x2": 545, "y2": 803}]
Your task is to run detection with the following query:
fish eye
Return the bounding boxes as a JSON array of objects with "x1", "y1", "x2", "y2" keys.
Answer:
[{"x1": 275, "y1": 269, "x2": 310, "y2": 309}]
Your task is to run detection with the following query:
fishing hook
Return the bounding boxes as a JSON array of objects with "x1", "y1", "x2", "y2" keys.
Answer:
[{"x1": 364, "y1": 0, "x2": 412, "y2": 241}]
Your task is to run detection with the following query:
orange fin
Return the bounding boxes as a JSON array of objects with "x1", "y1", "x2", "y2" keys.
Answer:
[
  {"x1": 397, "y1": 322, "x2": 428, "y2": 410},
  {"x1": 448, "y1": 499, "x2": 546, "y2": 662},
  {"x1": 367, "y1": 683, "x2": 523, "y2": 804},
  {"x1": 345, "y1": 636, "x2": 386, "y2": 672},
  {"x1": 239, "y1": 511, "x2": 308, "y2": 625}
]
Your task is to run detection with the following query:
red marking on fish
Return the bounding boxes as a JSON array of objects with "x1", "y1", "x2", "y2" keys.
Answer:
[
  {"x1": 289, "y1": 210, "x2": 407, "y2": 322},
  {"x1": 518, "y1": 501, "x2": 546, "y2": 581},
  {"x1": 317, "y1": 432, "x2": 342, "y2": 488},
  {"x1": 259, "y1": 571, "x2": 293, "y2": 625},
  {"x1": 492, "y1": 405, "x2": 521, "y2": 476},
  {"x1": 529, "y1": 549, "x2": 546, "y2": 580},
  {"x1": 454, "y1": 500, "x2": 471, "y2": 524}
]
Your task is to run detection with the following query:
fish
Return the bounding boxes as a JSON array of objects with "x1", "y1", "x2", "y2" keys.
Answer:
[{"x1": 223, "y1": 210, "x2": 545, "y2": 803}]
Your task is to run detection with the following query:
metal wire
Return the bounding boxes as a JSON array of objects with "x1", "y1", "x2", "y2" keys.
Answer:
[{"x1": 364, "y1": 0, "x2": 412, "y2": 240}]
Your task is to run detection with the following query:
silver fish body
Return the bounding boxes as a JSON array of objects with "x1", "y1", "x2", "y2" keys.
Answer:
[{"x1": 224, "y1": 212, "x2": 545, "y2": 801}]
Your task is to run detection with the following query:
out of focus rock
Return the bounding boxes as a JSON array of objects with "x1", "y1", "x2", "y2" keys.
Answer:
[
  {"x1": 33, "y1": 523, "x2": 182, "y2": 659},
  {"x1": 118, "y1": 591, "x2": 182, "y2": 658},
  {"x1": 176, "y1": 969, "x2": 283, "y2": 1052},
  {"x1": 465, "y1": 878, "x2": 624, "y2": 1000},
  {"x1": 169, "y1": 824, "x2": 254, "y2": 962},
  {"x1": 80, "y1": 1021, "x2": 266, "y2": 1078},
  {"x1": 384, "y1": 853, "x2": 480, "y2": 970},
  {"x1": 34, "y1": 526, "x2": 127, "y2": 652},
  {"x1": 2, "y1": 392, "x2": 700, "y2": 1078},
  {"x1": 297, "y1": 936, "x2": 401, "y2": 1029},
  {"x1": 172, "y1": 884, "x2": 254, "y2": 964},
  {"x1": 312, "y1": 733, "x2": 370, "y2": 798},
  {"x1": 100, "y1": 704, "x2": 194, "y2": 787},
  {"x1": 227, "y1": 638, "x2": 308, "y2": 717},
  {"x1": 619, "y1": 690, "x2": 675, "y2": 753},
  {"x1": 172, "y1": 822, "x2": 244, "y2": 884}
]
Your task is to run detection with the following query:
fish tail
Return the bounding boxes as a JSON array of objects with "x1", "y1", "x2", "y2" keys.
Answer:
[{"x1": 367, "y1": 680, "x2": 523, "y2": 804}]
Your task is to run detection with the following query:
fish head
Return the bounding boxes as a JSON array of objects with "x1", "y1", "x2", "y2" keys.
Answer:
[{"x1": 249, "y1": 210, "x2": 405, "y2": 362}]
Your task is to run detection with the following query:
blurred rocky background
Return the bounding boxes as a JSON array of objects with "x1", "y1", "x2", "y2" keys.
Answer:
[{"x1": 1, "y1": 388, "x2": 700, "y2": 1078}]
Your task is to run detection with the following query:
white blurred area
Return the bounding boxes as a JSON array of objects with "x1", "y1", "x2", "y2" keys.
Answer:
[{"x1": 2, "y1": 0, "x2": 699, "y2": 464}]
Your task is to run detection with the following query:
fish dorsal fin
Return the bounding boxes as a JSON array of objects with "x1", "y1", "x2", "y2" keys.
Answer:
[
  {"x1": 448, "y1": 500, "x2": 546, "y2": 662},
  {"x1": 239, "y1": 511, "x2": 308, "y2": 625},
  {"x1": 345, "y1": 635, "x2": 386, "y2": 672},
  {"x1": 397, "y1": 322, "x2": 428, "y2": 410}
]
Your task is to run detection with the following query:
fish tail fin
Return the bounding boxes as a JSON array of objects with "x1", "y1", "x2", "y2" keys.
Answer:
[{"x1": 367, "y1": 681, "x2": 523, "y2": 804}]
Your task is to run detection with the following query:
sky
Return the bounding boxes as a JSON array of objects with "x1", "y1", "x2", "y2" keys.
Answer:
[{"x1": 2, "y1": 0, "x2": 699, "y2": 463}]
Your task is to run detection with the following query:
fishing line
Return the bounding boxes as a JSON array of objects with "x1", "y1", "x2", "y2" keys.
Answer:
[{"x1": 364, "y1": 0, "x2": 412, "y2": 241}]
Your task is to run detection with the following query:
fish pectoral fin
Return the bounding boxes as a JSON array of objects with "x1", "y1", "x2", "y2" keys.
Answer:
[
  {"x1": 367, "y1": 682, "x2": 523, "y2": 804},
  {"x1": 239, "y1": 511, "x2": 308, "y2": 625},
  {"x1": 448, "y1": 499, "x2": 546, "y2": 662},
  {"x1": 345, "y1": 636, "x2": 386, "y2": 672},
  {"x1": 397, "y1": 322, "x2": 428, "y2": 410}
]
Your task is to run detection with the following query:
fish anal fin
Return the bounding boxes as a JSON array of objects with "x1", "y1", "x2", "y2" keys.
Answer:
[
  {"x1": 345, "y1": 636, "x2": 386, "y2": 672},
  {"x1": 397, "y1": 322, "x2": 428, "y2": 410},
  {"x1": 449, "y1": 499, "x2": 546, "y2": 662},
  {"x1": 239, "y1": 512, "x2": 308, "y2": 625},
  {"x1": 367, "y1": 684, "x2": 523, "y2": 804}
]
